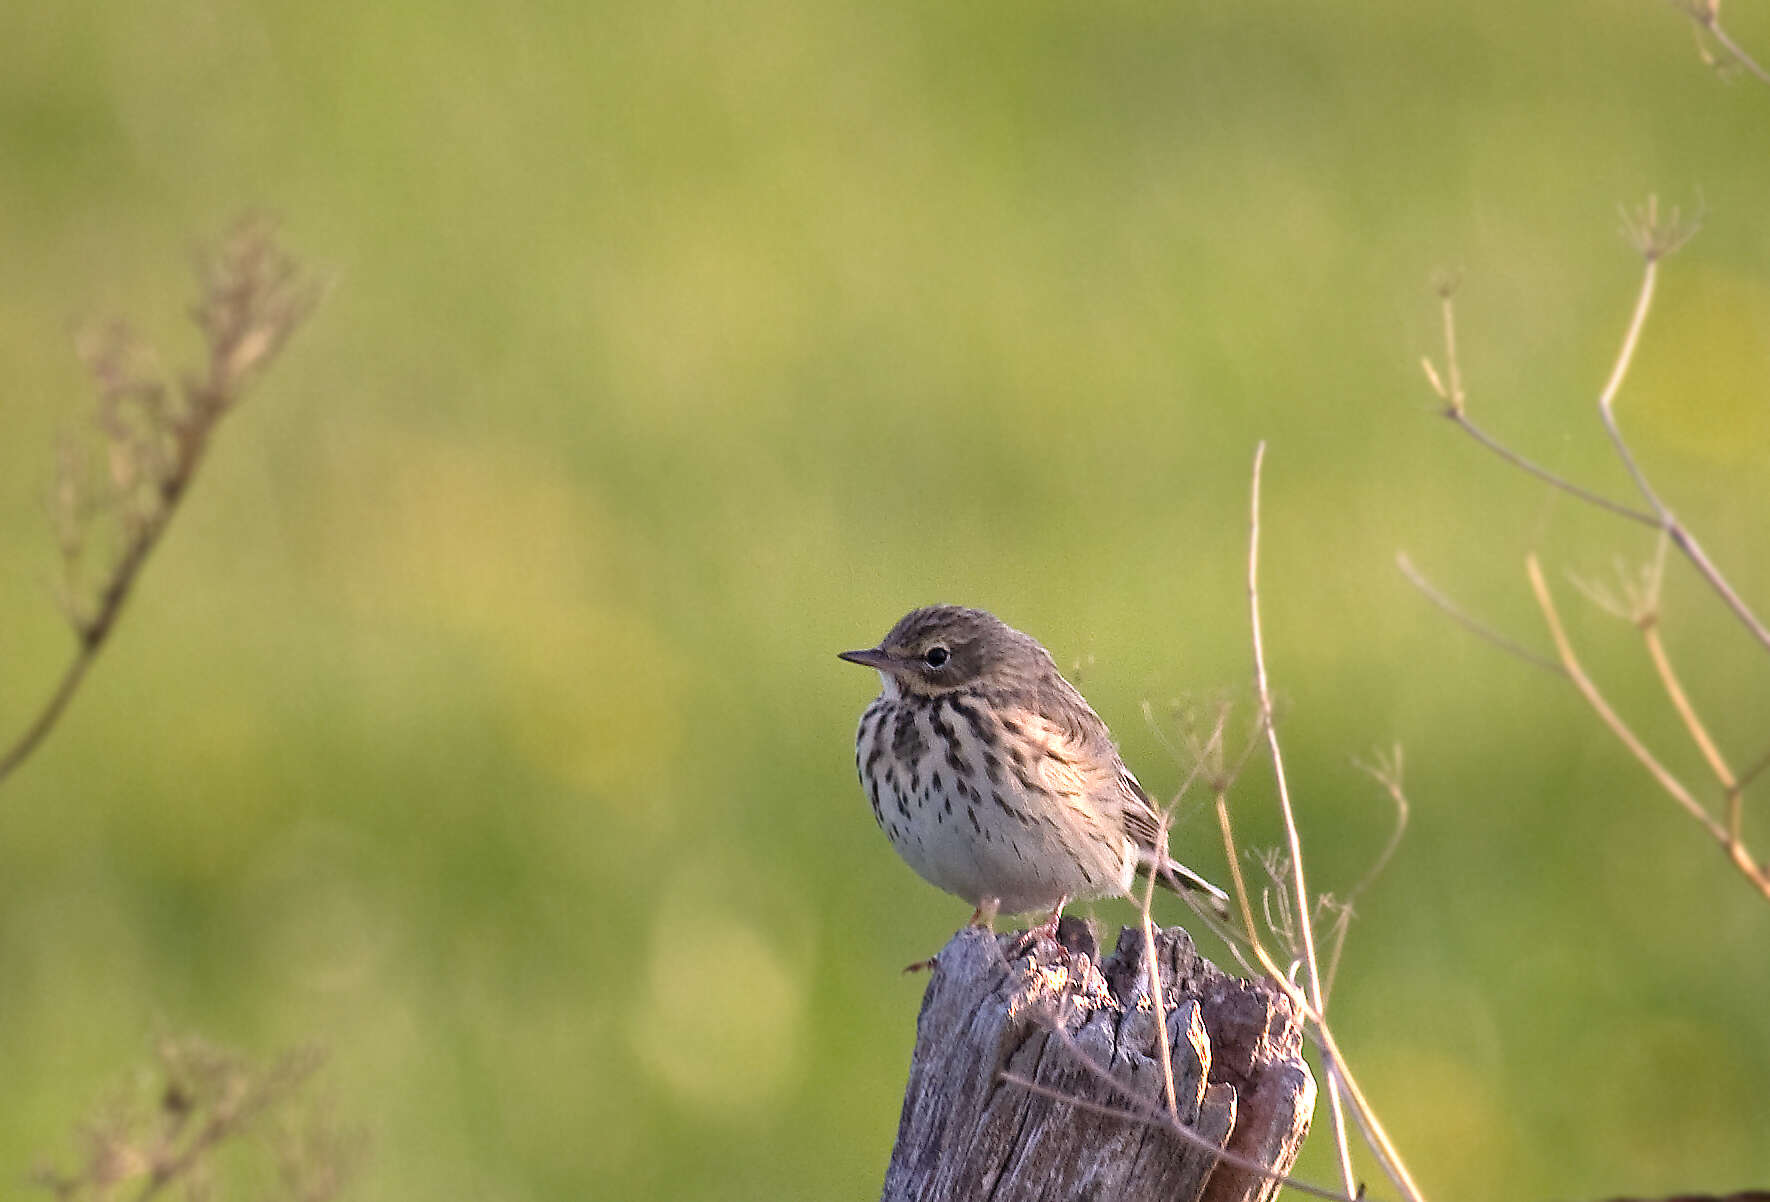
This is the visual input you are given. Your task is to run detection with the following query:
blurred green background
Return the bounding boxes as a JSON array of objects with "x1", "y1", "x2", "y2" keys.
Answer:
[{"x1": 3, "y1": 1, "x2": 1769, "y2": 1198}]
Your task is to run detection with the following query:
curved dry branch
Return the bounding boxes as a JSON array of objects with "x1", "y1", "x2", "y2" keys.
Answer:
[
  {"x1": 1526, "y1": 556, "x2": 1770, "y2": 902},
  {"x1": 1423, "y1": 221, "x2": 1770, "y2": 656},
  {"x1": 1677, "y1": 0, "x2": 1770, "y2": 86}
]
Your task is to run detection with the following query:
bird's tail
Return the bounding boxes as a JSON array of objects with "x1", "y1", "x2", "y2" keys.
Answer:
[{"x1": 1143, "y1": 854, "x2": 1232, "y2": 921}]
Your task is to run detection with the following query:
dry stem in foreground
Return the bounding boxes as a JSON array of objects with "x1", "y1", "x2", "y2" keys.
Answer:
[
  {"x1": 32, "y1": 1034, "x2": 363, "y2": 1202},
  {"x1": 929, "y1": 444, "x2": 1424, "y2": 1202},
  {"x1": 0, "y1": 216, "x2": 320, "y2": 789}
]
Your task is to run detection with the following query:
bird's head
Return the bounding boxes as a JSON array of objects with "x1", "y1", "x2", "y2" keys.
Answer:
[{"x1": 839, "y1": 605, "x2": 1048, "y2": 698}]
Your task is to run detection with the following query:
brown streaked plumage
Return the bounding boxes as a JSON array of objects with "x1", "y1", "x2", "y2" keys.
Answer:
[{"x1": 839, "y1": 605, "x2": 1229, "y2": 932}]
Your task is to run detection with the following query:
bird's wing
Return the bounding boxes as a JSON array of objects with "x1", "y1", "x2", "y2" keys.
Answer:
[
  {"x1": 1027, "y1": 674, "x2": 1167, "y2": 848},
  {"x1": 1021, "y1": 676, "x2": 1230, "y2": 914},
  {"x1": 1113, "y1": 763, "x2": 1168, "y2": 853}
]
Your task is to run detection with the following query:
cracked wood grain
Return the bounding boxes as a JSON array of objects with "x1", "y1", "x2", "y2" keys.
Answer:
[{"x1": 881, "y1": 921, "x2": 1314, "y2": 1202}]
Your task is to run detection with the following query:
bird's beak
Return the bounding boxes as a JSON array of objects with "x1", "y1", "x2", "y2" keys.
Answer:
[{"x1": 838, "y1": 647, "x2": 894, "y2": 671}]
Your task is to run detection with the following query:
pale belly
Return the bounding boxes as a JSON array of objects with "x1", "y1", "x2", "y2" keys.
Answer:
[{"x1": 856, "y1": 697, "x2": 1135, "y2": 915}]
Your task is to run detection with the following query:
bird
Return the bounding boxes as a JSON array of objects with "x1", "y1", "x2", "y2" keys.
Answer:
[{"x1": 839, "y1": 605, "x2": 1229, "y2": 939}]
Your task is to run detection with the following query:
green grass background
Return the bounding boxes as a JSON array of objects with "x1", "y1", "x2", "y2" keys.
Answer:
[{"x1": 3, "y1": 1, "x2": 1769, "y2": 1198}]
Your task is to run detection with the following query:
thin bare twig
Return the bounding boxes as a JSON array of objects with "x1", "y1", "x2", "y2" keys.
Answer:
[
  {"x1": 1564, "y1": 530, "x2": 1756, "y2": 859},
  {"x1": 1248, "y1": 444, "x2": 1361, "y2": 1200},
  {"x1": 1707, "y1": 19, "x2": 1770, "y2": 84},
  {"x1": 1735, "y1": 743, "x2": 1770, "y2": 812},
  {"x1": 1423, "y1": 286, "x2": 1656, "y2": 526},
  {"x1": 1215, "y1": 792, "x2": 1414, "y2": 1196},
  {"x1": 1397, "y1": 553, "x2": 1568, "y2": 675},
  {"x1": 1319, "y1": 904, "x2": 1356, "y2": 1012},
  {"x1": 1140, "y1": 698, "x2": 1233, "y2": 815},
  {"x1": 1445, "y1": 415, "x2": 1656, "y2": 526},
  {"x1": 1642, "y1": 624, "x2": 1736, "y2": 792},
  {"x1": 1595, "y1": 241, "x2": 1669, "y2": 515},
  {"x1": 1527, "y1": 555, "x2": 1770, "y2": 901},
  {"x1": 1430, "y1": 211, "x2": 1770, "y2": 656},
  {"x1": 1676, "y1": 0, "x2": 1770, "y2": 85},
  {"x1": 1346, "y1": 746, "x2": 1412, "y2": 907},
  {"x1": 1598, "y1": 211, "x2": 1770, "y2": 655},
  {"x1": 1320, "y1": 748, "x2": 1413, "y2": 1003},
  {"x1": 1139, "y1": 808, "x2": 1183, "y2": 1124},
  {"x1": 1249, "y1": 444, "x2": 1429, "y2": 1202}
]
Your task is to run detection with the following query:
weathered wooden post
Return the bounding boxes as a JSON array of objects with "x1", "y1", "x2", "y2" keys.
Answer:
[{"x1": 881, "y1": 921, "x2": 1314, "y2": 1202}]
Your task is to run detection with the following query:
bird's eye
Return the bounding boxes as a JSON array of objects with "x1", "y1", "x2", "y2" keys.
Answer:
[{"x1": 924, "y1": 646, "x2": 950, "y2": 668}]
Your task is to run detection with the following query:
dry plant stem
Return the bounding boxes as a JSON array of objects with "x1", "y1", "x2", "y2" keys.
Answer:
[
  {"x1": 1344, "y1": 751, "x2": 1411, "y2": 907},
  {"x1": 0, "y1": 221, "x2": 315, "y2": 791},
  {"x1": 1324, "y1": 754, "x2": 1412, "y2": 1004},
  {"x1": 1737, "y1": 745, "x2": 1770, "y2": 797},
  {"x1": 1684, "y1": 0, "x2": 1770, "y2": 85},
  {"x1": 36, "y1": 1037, "x2": 342, "y2": 1202},
  {"x1": 0, "y1": 451, "x2": 201, "y2": 789},
  {"x1": 139, "y1": 1100, "x2": 245, "y2": 1202},
  {"x1": 1246, "y1": 444, "x2": 1429, "y2": 1202},
  {"x1": 1213, "y1": 789, "x2": 1424, "y2": 1202},
  {"x1": 1528, "y1": 557, "x2": 1719, "y2": 845},
  {"x1": 0, "y1": 650, "x2": 98, "y2": 786},
  {"x1": 0, "y1": 411, "x2": 217, "y2": 789},
  {"x1": 1595, "y1": 257, "x2": 1663, "y2": 511},
  {"x1": 1429, "y1": 290, "x2": 1653, "y2": 526},
  {"x1": 1446, "y1": 412, "x2": 1655, "y2": 526},
  {"x1": 1597, "y1": 259, "x2": 1770, "y2": 653},
  {"x1": 1245, "y1": 443, "x2": 1358, "y2": 1201},
  {"x1": 1395, "y1": 553, "x2": 1567, "y2": 676},
  {"x1": 1214, "y1": 796, "x2": 1294, "y2": 1011},
  {"x1": 1211, "y1": 798, "x2": 1360, "y2": 1181},
  {"x1": 1709, "y1": 20, "x2": 1770, "y2": 84},
  {"x1": 1641, "y1": 621, "x2": 1740, "y2": 838},
  {"x1": 1140, "y1": 813, "x2": 1183, "y2": 1123},
  {"x1": 1320, "y1": 912, "x2": 1355, "y2": 1011},
  {"x1": 1527, "y1": 556, "x2": 1770, "y2": 900},
  {"x1": 1434, "y1": 254, "x2": 1770, "y2": 655}
]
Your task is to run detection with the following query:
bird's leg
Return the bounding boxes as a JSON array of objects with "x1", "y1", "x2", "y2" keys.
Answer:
[
  {"x1": 1029, "y1": 897, "x2": 1067, "y2": 943},
  {"x1": 1007, "y1": 896, "x2": 1068, "y2": 960},
  {"x1": 905, "y1": 897, "x2": 1003, "y2": 973}
]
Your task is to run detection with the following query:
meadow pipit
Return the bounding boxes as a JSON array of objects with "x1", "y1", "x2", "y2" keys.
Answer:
[{"x1": 840, "y1": 606, "x2": 1229, "y2": 936}]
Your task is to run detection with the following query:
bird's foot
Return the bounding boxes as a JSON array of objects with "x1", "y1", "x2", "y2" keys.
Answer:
[{"x1": 1005, "y1": 899, "x2": 1069, "y2": 961}]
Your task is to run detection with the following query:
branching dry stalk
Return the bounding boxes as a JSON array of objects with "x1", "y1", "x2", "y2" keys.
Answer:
[
  {"x1": 0, "y1": 217, "x2": 319, "y2": 790},
  {"x1": 32, "y1": 1035, "x2": 361, "y2": 1202},
  {"x1": 1396, "y1": 553, "x2": 1567, "y2": 676},
  {"x1": 1247, "y1": 444, "x2": 1356, "y2": 1200},
  {"x1": 1674, "y1": 0, "x2": 1770, "y2": 86},
  {"x1": 1140, "y1": 809, "x2": 1184, "y2": 1124},
  {"x1": 1413, "y1": 200, "x2": 1770, "y2": 907},
  {"x1": 1421, "y1": 201, "x2": 1770, "y2": 655},
  {"x1": 1244, "y1": 443, "x2": 1428, "y2": 1202},
  {"x1": 1421, "y1": 278, "x2": 1655, "y2": 527},
  {"x1": 1320, "y1": 748, "x2": 1411, "y2": 1005},
  {"x1": 1527, "y1": 557, "x2": 1770, "y2": 901}
]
